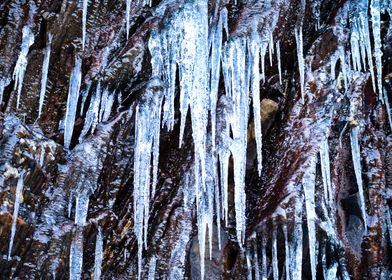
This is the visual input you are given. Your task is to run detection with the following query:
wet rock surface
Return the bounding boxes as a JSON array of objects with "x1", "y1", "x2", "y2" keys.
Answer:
[{"x1": 0, "y1": 0, "x2": 391, "y2": 279}]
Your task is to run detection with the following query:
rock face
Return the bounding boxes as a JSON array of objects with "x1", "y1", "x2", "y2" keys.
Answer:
[{"x1": 0, "y1": 0, "x2": 391, "y2": 279}]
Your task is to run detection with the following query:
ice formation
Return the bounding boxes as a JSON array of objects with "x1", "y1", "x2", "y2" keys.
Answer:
[
  {"x1": 94, "y1": 227, "x2": 103, "y2": 280},
  {"x1": 64, "y1": 57, "x2": 82, "y2": 149},
  {"x1": 13, "y1": 26, "x2": 34, "y2": 109},
  {"x1": 7, "y1": 171, "x2": 25, "y2": 260},
  {"x1": 38, "y1": 33, "x2": 52, "y2": 117}
]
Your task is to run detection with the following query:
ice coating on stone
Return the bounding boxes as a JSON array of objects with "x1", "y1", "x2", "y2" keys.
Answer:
[
  {"x1": 133, "y1": 83, "x2": 163, "y2": 279},
  {"x1": 370, "y1": 0, "x2": 383, "y2": 97},
  {"x1": 7, "y1": 171, "x2": 25, "y2": 260},
  {"x1": 320, "y1": 137, "x2": 333, "y2": 207},
  {"x1": 13, "y1": 25, "x2": 34, "y2": 109},
  {"x1": 350, "y1": 126, "x2": 367, "y2": 231},
  {"x1": 64, "y1": 57, "x2": 82, "y2": 149},
  {"x1": 38, "y1": 33, "x2": 52, "y2": 117},
  {"x1": 82, "y1": 0, "x2": 88, "y2": 50},
  {"x1": 94, "y1": 227, "x2": 103, "y2": 280},
  {"x1": 302, "y1": 156, "x2": 317, "y2": 280}
]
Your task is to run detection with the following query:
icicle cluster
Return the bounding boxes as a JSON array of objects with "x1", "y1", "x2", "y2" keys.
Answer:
[{"x1": 133, "y1": 81, "x2": 163, "y2": 279}]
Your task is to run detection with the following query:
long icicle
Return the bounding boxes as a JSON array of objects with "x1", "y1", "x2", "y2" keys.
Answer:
[
  {"x1": 7, "y1": 171, "x2": 25, "y2": 260},
  {"x1": 38, "y1": 33, "x2": 53, "y2": 117}
]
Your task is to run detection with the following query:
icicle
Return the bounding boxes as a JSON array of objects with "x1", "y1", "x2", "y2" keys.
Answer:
[
  {"x1": 261, "y1": 228, "x2": 268, "y2": 280},
  {"x1": 272, "y1": 221, "x2": 279, "y2": 280},
  {"x1": 93, "y1": 227, "x2": 103, "y2": 280},
  {"x1": 102, "y1": 92, "x2": 115, "y2": 122},
  {"x1": 276, "y1": 40, "x2": 282, "y2": 85},
  {"x1": 246, "y1": 251, "x2": 253, "y2": 280},
  {"x1": 350, "y1": 22, "x2": 362, "y2": 72},
  {"x1": 13, "y1": 25, "x2": 35, "y2": 109},
  {"x1": 290, "y1": 193, "x2": 303, "y2": 280},
  {"x1": 383, "y1": 88, "x2": 392, "y2": 131},
  {"x1": 370, "y1": 0, "x2": 383, "y2": 97},
  {"x1": 295, "y1": 26, "x2": 305, "y2": 102},
  {"x1": 70, "y1": 228, "x2": 84, "y2": 280},
  {"x1": 98, "y1": 88, "x2": 108, "y2": 123},
  {"x1": 269, "y1": 32, "x2": 274, "y2": 66},
  {"x1": 302, "y1": 156, "x2": 317, "y2": 280},
  {"x1": 75, "y1": 192, "x2": 89, "y2": 226},
  {"x1": 358, "y1": 0, "x2": 376, "y2": 91},
  {"x1": 64, "y1": 57, "x2": 82, "y2": 149},
  {"x1": 147, "y1": 255, "x2": 157, "y2": 280},
  {"x1": 254, "y1": 242, "x2": 260, "y2": 280},
  {"x1": 350, "y1": 126, "x2": 367, "y2": 231},
  {"x1": 320, "y1": 137, "x2": 333, "y2": 207},
  {"x1": 209, "y1": 9, "x2": 224, "y2": 148},
  {"x1": 38, "y1": 33, "x2": 53, "y2": 117},
  {"x1": 82, "y1": 0, "x2": 88, "y2": 50},
  {"x1": 69, "y1": 191, "x2": 89, "y2": 280},
  {"x1": 125, "y1": 0, "x2": 131, "y2": 39},
  {"x1": 250, "y1": 32, "x2": 263, "y2": 175},
  {"x1": 79, "y1": 82, "x2": 101, "y2": 143},
  {"x1": 283, "y1": 221, "x2": 290, "y2": 280},
  {"x1": 0, "y1": 78, "x2": 10, "y2": 106},
  {"x1": 7, "y1": 171, "x2": 25, "y2": 260},
  {"x1": 338, "y1": 46, "x2": 348, "y2": 89}
]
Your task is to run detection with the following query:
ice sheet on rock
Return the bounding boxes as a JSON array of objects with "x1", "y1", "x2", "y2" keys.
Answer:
[
  {"x1": 350, "y1": 126, "x2": 367, "y2": 231},
  {"x1": 302, "y1": 156, "x2": 317, "y2": 280},
  {"x1": 64, "y1": 57, "x2": 82, "y2": 149},
  {"x1": 13, "y1": 25, "x2": 35, "y2": 109},
  {"x1": 38, "y1": 33, "x2": 53, "y2": 117},
  {"x1": 7, "y1": 171, "x2": 25, "y2": 260},
  {"x1": 93, "y1": 227, "x2": 103, "y2": 280},
  {"x1": 133, "y1": 81, "x2": 163, "y2": 279}
]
